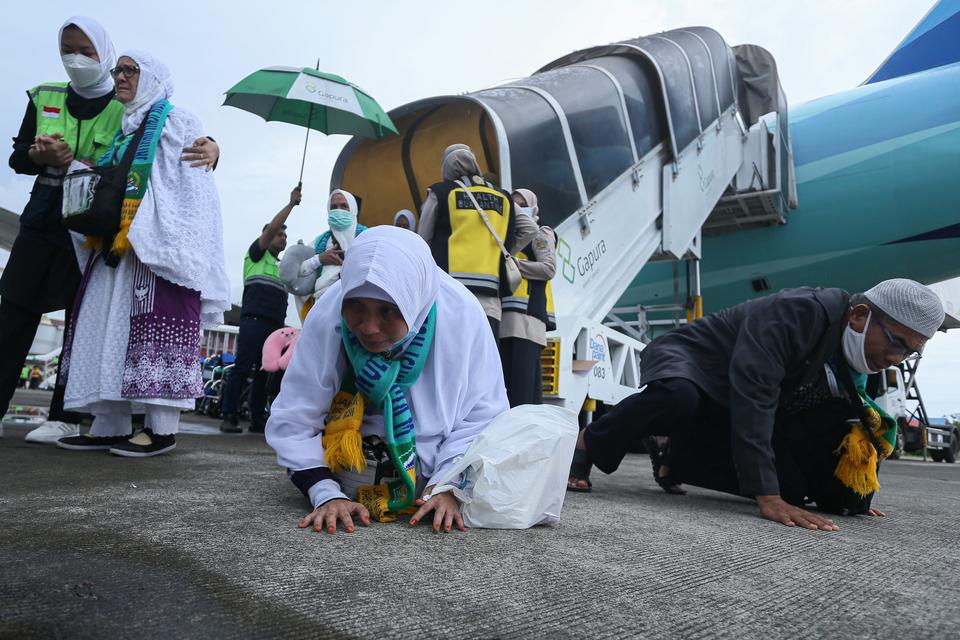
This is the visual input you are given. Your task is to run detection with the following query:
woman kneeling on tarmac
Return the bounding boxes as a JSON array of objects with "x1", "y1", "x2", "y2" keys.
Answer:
[{"x1": 266, "y1": 226, "x2": 509, "y2": 534}]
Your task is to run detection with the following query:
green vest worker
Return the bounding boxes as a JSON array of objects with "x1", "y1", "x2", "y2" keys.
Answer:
[
  {"x1": 417, "y1": 144, "x2": 539, "y2": 341},
  {"x1": 1, "y1": 16, "x2": 220, "y2": 445},
  {"x1": 220, "y1": 185, "x2": 302, "y2": 434}
]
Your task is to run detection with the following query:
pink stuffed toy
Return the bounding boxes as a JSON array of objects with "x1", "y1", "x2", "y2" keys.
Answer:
[{"x1": 261, "y1": 327, "x2": 301, "y2": 372}]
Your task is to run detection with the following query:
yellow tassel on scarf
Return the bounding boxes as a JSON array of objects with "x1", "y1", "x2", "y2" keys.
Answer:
[
  {"x1": 110, "y1": 200, "x2": 138, "y2": 256},
  {"x1": 833, "y1": 407, "x2": 895, "y2": 497},
  {"x1": 322, "y1": 390, "x2": 366, "y2": 474}
]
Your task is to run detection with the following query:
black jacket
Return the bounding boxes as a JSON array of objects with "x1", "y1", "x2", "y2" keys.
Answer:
[{"x1": 639, "y1": 287, "x2": 851, "y2": 496}]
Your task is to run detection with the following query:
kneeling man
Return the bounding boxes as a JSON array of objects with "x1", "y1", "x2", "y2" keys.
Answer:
[{"x1": 568, "y1": 279, "x2": 944, "y2": 531}]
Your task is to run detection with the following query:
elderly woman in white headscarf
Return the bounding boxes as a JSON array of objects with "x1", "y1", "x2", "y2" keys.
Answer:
[
  {"x1": 294, "y1": 189, "x2": 367, "y2": 322},
  {"x1": 267, "y1": 226, "x2": 509, "y2": 534},
  {"x1": 57, "y1": 50, "x2": 231, "y2": 457}
]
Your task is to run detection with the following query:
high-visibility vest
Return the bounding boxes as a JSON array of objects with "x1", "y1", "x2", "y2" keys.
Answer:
[
  {"x1": 501, "y1": 233, "x2": 557, "y2": 331},
  {"x1": 428, "y1": 179, "x2": 516, "y2": 296},
  {"x1": 29, "y1": 82, "x2": 123, "y2": 173},
  {"x1": 243, "y1": 247, "x2": 283, "y2": 290}
]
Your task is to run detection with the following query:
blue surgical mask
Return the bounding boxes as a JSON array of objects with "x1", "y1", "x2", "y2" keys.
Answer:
[
  {"x1": 328, "y1": 209, "x2": 353, "y2": 231},
  {"x1": 519, "y1": 206, "x2": 534, "y2": 218}
]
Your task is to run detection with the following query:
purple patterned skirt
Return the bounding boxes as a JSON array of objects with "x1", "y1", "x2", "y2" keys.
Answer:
[{"x1": 122, "y1": 259, "x2": 202, "y2": 399}]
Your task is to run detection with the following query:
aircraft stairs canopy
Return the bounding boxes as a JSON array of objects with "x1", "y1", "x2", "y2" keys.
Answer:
[{"x1": 331, "y1": 26, "x2": 795, "y2": 408}]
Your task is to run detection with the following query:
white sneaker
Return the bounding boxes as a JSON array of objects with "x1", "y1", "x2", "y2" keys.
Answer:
[{"x1": 24, "y1": 421, "x2": 80, "y2": 444}]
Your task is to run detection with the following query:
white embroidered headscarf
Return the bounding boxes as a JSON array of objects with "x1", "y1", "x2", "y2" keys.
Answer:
[
  {"x1": 119, "y1": 49, "x2": 174, "y2": 134},
  {"x1": 59, "y1": 16, "x2": 116, "y2": 99}
]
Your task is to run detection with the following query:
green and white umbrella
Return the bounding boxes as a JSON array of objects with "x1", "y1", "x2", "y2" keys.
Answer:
[{"x1": 224, "y1": 66, "x2": 398, "y2": 181}]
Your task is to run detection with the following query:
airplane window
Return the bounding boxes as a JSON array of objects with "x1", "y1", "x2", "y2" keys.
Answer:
[
  {"x1": 476, "y1": 87, "x2": 583, "y2": 227},
  {"x1": 520, "y1": 67, "x2": 634, "y2": 200},
  {"x1": 589, "y1": 56, "x2": 667, "y2": 159}
]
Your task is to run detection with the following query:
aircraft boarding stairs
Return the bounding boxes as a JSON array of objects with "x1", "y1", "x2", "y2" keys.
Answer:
[{"x1": 331, "y1": 28, "x2": 796, "y2": 413}]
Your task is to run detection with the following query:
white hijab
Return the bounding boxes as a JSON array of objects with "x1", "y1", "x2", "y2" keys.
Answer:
[
  {"x1": 119, "y1": 49, "x2": 174, "y2": 134},
  {"x1": 313, "y1": 189, "x2": 360, "y2": 297},
  {"x1": 393, "y1": 209, "x2": 417, "y2": 232},
  {"x1": 267, "y1": 226, "x2": 508, "y2": 487},
  {"x1": 328, "y1": 189, "x2": 360, "y2": 250},
  {"x1": 59, "y1": 16, "x2": 115, "y2": 99}
]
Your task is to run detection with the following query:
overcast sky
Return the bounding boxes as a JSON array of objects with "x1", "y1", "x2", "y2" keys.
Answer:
[{"x1": 0, "y1": 0, "x2": 957, "y2": 417}]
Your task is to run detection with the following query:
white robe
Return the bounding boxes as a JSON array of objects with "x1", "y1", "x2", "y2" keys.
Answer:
[
  {"x1": 267, "y1": 227, "x2": 509, "y2": 507},
  {"x1": 65, "y1": 106, "x2": 230, "y2": 417}
]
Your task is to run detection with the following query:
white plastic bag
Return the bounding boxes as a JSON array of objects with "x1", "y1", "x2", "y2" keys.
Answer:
[{"x1": 428, "y1": 404, "x2": 578, "y2": 529}]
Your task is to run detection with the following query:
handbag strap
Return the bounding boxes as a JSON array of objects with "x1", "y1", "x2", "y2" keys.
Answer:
[
  {"x1": 110, "y1": 108, "x2": 153, "y2": 172},
  {"x1": 456, "y1": 179, "x2": 513, "y2": 260}
]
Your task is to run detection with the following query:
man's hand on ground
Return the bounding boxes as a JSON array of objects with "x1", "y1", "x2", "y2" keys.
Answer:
[
  {"x1": 865, "y1": 508, "x2": 886, "y2": 517},
  {"x1": 299, "y1": 499, "x2": 370, "y2": 534},
  {"x1": 756, "y1": 495, "x2": 839, "y2": 531}
]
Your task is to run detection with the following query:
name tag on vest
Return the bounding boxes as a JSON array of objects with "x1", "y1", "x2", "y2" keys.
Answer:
[
  {"x1": 41, "y1": 106, "x2": 61, "y2": 119},
  {"x1": 455, "y1": 191, "x2": 504, "y2": 214}
]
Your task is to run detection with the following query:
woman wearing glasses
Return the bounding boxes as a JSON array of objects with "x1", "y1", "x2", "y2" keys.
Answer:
[
  {"x1": 55, "y1": 50, "x2": 232, "y2": 457},
  {"x1": 1, "y1": 16, "x2": 219, "y2": 446}
]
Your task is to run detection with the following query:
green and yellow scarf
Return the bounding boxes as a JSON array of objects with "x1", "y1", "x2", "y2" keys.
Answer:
[
  {"x1": 323, "y1": 304, "x2": 437, "y2": 522},
  {"x1": 87, "y1": 99, "x2": 172, "y2": 258},
  {"x1": 834, "y1": 367, "x2": 897, "y2": 497}
]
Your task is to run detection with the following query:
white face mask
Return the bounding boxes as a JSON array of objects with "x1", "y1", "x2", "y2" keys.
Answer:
[
  {"x1": 842, "y1": 310, "x2": 878, "y2": 374},
  {"x1": 61, "y1": 54, "x2": 105, "y2": 88},
  {"x1": 518, "y1": 206, "x2": 534, "y2": 218}
]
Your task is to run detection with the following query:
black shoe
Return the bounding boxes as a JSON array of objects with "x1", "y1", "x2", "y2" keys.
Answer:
[
  {"x1": 109, "y1": 429, "x2": 176, "y2": 457},
  {"x1": 249, "y1": 416, "x2": 266, "y2": 434},
  {"x1": 57, "y1": 433, "x2": 131, "y2": 451},
  {"x1": 219, "y1": 415, "x2": 242, "y2": 434}
]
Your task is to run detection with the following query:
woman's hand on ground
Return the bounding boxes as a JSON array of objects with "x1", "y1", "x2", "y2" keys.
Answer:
[
  {"x1": 181, "y1": 137, "x2": 220, "y2": 171},
  {"x1": 318, "y1": 249, "x2": 344, "y2": 266},
  {"x1": 865, "y1": 508, "x2": 886, "y2": 517},
  {"x1": 299, "y1": 499, "x2": 370, "y2": 534},
  {"x1": 410, "y1": 486, "x2": 466, "y2": 533},
  {"x1": 29, "y1": 133, "x2": 73, "y2": 168},
  {"x1": 756, "y1": 495, "x2": 839, "y2": 531}
]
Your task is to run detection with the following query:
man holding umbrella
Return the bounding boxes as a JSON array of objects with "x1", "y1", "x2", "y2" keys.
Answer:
[{"x1": 220, "y1": 185, "x2": 301, "y2": 434}]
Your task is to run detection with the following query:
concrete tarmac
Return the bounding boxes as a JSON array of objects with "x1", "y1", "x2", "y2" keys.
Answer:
[{"x1": 1, "y1": 418, "x2": 959, "y2": 639}]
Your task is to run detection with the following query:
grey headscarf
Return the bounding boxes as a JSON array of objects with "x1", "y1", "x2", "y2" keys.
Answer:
[{"x1": 440, "y1": 144, "x2": 482, "y2": 182}]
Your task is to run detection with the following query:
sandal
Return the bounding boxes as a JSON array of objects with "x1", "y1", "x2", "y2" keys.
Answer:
[
  {"x1": 646, "y1": 436, "x2": 686, "y2": 495},
  {"x1": 567, "y1": 447, "x2": 593, "y2": 493}
]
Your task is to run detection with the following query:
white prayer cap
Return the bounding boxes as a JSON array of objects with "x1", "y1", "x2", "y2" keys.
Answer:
[{"x1": 864, "y1": 278, "x2": 944, "y2": 339}]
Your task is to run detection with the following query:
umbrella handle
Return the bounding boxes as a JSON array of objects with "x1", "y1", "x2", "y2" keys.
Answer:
[{"x1": 299, "y1": 101, "x2": 314, "y2": 184}]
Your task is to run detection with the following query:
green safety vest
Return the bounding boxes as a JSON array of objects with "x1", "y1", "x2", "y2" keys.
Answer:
[
  {"x1": 243, "y1": 247, "x2": 283, "y2": 289},
  {"x1": 29, "y1": 82, "x2": 123, "y2": 167}
]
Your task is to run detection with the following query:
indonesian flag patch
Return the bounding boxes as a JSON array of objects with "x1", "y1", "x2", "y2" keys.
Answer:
[{"x1": 41, "y1": 106, "x2": 61, "y2": 118}]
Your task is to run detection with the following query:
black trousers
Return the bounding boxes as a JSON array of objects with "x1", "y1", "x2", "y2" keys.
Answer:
[
  {"x1": 582, "y1": 378, "x2": 874, "y2": 514},
  {"x1": 500, "y1": 337, "x2": 543, "y2": 407},
  {"x1": 0, "y1": 298, "x2": 84, "y2": 423},
  {"x1": 221, "y1": 315, "x2": 282, "y2": 421},
  {"x1": 487, "y1": 317, "x2": 500, "y2": 346}
]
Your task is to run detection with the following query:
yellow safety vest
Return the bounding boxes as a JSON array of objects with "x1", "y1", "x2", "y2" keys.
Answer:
[{"x1": 428, "y1": 180, "x2": 516, "y2": 295}]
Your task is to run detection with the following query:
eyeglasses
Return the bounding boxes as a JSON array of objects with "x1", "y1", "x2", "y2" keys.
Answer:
[
  {"x1": 876, "y1": 317, "x2": 922, "y2": 362},
  {"x1": 110, "y1": 64, "x2": 140, "y2": 79}
]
